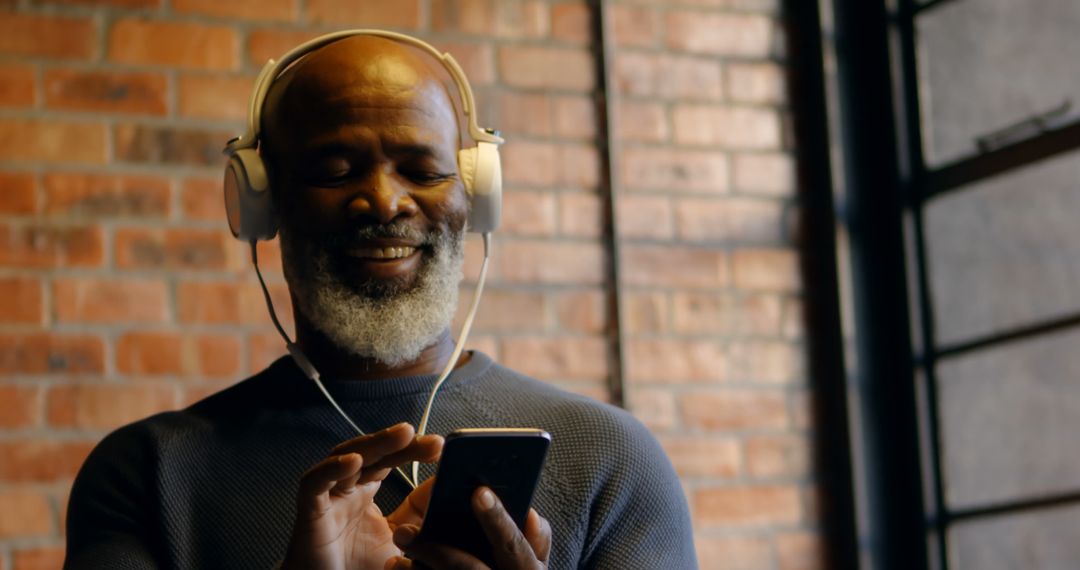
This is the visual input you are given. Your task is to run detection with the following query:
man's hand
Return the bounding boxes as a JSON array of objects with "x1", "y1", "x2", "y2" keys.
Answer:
[
  {"x1": 280, "y1": 423, "x2": 443, "y2": 570},
  {"x1": 385, "y1": 487, "x2": 552, "y2": 569}
]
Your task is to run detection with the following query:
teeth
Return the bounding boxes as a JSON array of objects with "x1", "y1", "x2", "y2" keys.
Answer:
[{"x1": 351, "y1": 246, "x2": 416, "y2": 260}]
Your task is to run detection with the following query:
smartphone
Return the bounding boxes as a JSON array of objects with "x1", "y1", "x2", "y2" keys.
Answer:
[{"x1": 416, "y1": 428, "x2": 551, "y2": 565}]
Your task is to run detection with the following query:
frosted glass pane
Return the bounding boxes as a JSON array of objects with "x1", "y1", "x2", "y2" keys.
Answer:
[{"x1": 950, "y1": 504, "x2": 1080, "y2": 570}]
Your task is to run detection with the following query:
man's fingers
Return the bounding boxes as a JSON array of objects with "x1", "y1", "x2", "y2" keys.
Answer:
[
  {"x1": 394, "y1": 524, "x2": 486, "y2": 570},
  {"x1": 296, "y1": 453, "x2": 363, "y2": 513},
  {"x1": 524, "y1": 509, "x2": 552, "y2": 564},
  {"x1": 472, "y1": 487, "x2": 544, "y2": 569},
  {"x1": 331, "y1": 422, "x2": 415, "y2": 461},
  {"x1": 359, "y1": 435, "x2": 443, "y2": 483},
  {"x1": 387, "y1": 476, "x2": 437, "y2": 526}
]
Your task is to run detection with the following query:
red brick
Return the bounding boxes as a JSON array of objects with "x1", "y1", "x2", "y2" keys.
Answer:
[
  {"x1": 672, "y1": 292, "x2": 783, "y2": 336},
  {"x1": 0, "y1": 386, "x2": 40, "y2": 429},
  {"x1": 0, "y1": 277, "x2": 43, "y2": 324},
  {"x1": 728, "y1": 62, "x2": 786, "y2": 104},
  {"x1": 495, "y1": 92, "x2": 552, "y2": 138},
  {"x1": 559, "y1": 192, "x2": 602, "y2": 238},
  {"x1": 551, "y1": 2, "x2": 590, "y2": 44},
  {"x1": 694, "y1": 535, "x2": 773, "y2": 570},
  {"x1": 674, "y1": 197, "x2": 784, "y2": 243},
  {"x1": 620, "y1": 148, "x2": 729, "y2": 193},
  {"x1": 730, "y1": 341, "x2": 803, "y2": 384},
  {"x1": 181, "y1": 381, "x2": 236, "y2": 407},
  {"x1": 0, "y1": 13, "x2": 95, "y2": 59},
  {"x1": 43, "y1": 173, "x2": 170, "y2": 218},
  {"x1": 0, "y1": 440, "x2": 96, "y2": 482},
  {"x1": 622, "y1": 292, "x2": 668, "y2": 334},
  {"x1": 249, "y1": 331, "x2": 286, "y2": 372},
  {"x1": 614, "y1": 53, "x2": 724, "y2": 101},
  {"x1": 782, "y1": 297, "x2": 804, "y2": 339},
  {"x1": 47, "y1": 384, "x2": 177, "y2": 429},
  {"x1": 552, "y1": 95, "x2": 596, "y2": 139},
  {"x1": 498, "y1": 46, "x2": 594, "y2": 90},
  {"x1": 611, "y1": 5, "x2": 659, "y2": 47},
  {"x1": 12, "y1": 546, "x2": 66, "y2": 570},
  {"x1": 0, "y1": 490, "x2": 52, "y2": 538},
  {"x1": 455, "y1": 288, "x2": 546, "y2": 333},
  {"x1": 306, "y1": 0, "x2": 422, "y2": 28},
  {"x1": 433, "y1": 0, "x2": 549, "y2": 38},
  {"x1": 666, "y1": 11, "x2": 772, "y2": 57},
  {"x1": 178, "y1": 73, "x2": 254, "y2": 120},
  {"x1": 625, "y1": 388, "x2": 676, "y2": 431},
  {"x1": 673, "y1": 105, "x2": 781, "y2": 149},
  {"x1": 554, "y1": 290, "x2": 605, "y2": 333},
  {"x1": 733, "y1": 152, "x2": 794, "y2": 196},
  {"x1": 0, "y1": 172, "x2": 36, "y2": 214},
  {"x1": 43, "y1": 69, "x2": 166, "y2": 115},
  {"x1": 174, "y1": 0, "x2": 294, "y2": 21},
  {"x1": 745, "y1": 434, "x2": 811, "y2": 479},
  {"x1": 53, "y1": 278, "x2": 169, "y2": 323},
  {"x1": 501, "y1": 336, "x2": 608, "y2": 381},
  {"x1": 0, "y1": 63, "x2": 34, "y2": 107},
  {"x1": 615, "y1": 101, "x2": 668, "y2": 142},
  {"x1": 621, "y1": 245, "x2": 727, "y2": 288},
  {"x1": 500, "y1": 190, "x2": 557, "y2": 236},
  {"x1": 108, "y1": 19, "x2": 237, "y2": 70},
  {"x1": 437, "y1": 41, "x2": 496, "y2": 86},
  {"x1": 497, "y1": 241, "x2": 605, "y2": 284},
  {"x1": 116, "y1": 331, "x2": 183, "y2": 375},
  {"x1": 196, "y1": 334, "x2": 241, "y2": 377},
  {"x1": 626, "y1": 339, "x2": 725, "y2": 384},
  {"x1": 732, "y1": 248, "x2": 800, "y2": 291},
  {"x1": 660, "y1": 436, "x2": 740, "y2": 477},
  {"x1": 0, "y1": 224, "x2": 103, "y2": 268},
  {"x1": 0, "y1": 119, "x2": 106, "y2": 164},
  {"x1": 0, "y1": 333, "x2": 104, "y2": 375},
  {"x1": 114, "y1": 123, "x2": 234, "y2": 167},
  {"x1": 616, "y1": 195, "x2": 673, "y2": 240},
  {"x1": 247, "y1": 30, "x2": 322, "y2": 66},
  {"x1": 36, "y1": 0, "x2": 159, "y2": 6},
  {"x1": 681, "y1": 389, "x2": 788, "y2": 431},
  {"x1": 181, "y1": 177, "x2": 225, "y2": 221},
  {"x1": 177, "y1": 280, "x2": 291, "y2": 326},
  {"x1": 694, "y1": 485, "x2": 801, "y2": 528},
  {"x1": 776, "y1": 531, "x2": 824, "y2": 570},
  {"x1": 114, "y1": 227, "x2": 228, "y2": 271},
  {"x1": 504, "y1": 142, "x2": 600, "y2": 190}
]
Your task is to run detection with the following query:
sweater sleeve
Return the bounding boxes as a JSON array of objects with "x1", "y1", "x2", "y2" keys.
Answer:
[
  {"x1": 579, "y1": 411, "x2": 698, "y2": 570},
  {"x1": 64, "y1": 425, "x2": 164, "y2": 569}
]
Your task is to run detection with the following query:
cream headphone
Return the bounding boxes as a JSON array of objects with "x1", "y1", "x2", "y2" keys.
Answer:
[
  {"x1": 222, "y1": 31, "x2": 501, "y2": 489},
  {"x1": 222, "y1": 29, "x2": 504, "y2": 242}
]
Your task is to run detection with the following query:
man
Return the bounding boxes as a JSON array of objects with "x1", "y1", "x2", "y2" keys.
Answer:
[{"x1": 64, "y1": 34, "x2": 697, "y2": 569}]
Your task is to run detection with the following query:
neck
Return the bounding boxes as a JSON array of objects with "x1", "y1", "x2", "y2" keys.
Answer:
[{"x1": 292, "y1": 309, "x2": 458, "y2": 381}]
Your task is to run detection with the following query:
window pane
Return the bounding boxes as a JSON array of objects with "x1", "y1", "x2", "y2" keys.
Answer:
[
  {"x1": 950, "y1": 504, "x2": 1080, "y2": 569},
  {"x1": 925, "y1": 151, "x2": 1080, "y2": 346},
  {"x1": 917, "y1": 0, "x2": 1080, "y2": 166},
  {"x1": 938, "y1": 329, "x2": 1080, "y2": 508}
]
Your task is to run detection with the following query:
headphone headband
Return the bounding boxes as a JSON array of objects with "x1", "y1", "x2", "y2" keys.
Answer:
[{"x1": 226, "y1": 29, "x2": 505, "y2": 153}]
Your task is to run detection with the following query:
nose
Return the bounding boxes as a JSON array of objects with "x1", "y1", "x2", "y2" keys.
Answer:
[{"x1": 345, "y1": 168, "x2": 419, "y2": 225}]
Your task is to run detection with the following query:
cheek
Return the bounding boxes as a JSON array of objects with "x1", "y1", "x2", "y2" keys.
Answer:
[{"x1": 415, "y1": 184, "x2": 469, "y2": 230}]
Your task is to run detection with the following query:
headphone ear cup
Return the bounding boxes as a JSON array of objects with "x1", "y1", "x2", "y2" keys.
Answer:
[
  {"x1": 459, "y1": 142, "x2": 501, "y2": 233},
  {"x1": 223, "y1": 148, "x2": 278, "y2": 241}
]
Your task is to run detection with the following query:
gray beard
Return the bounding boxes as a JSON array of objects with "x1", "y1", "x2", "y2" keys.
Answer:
[{"x1": 279, "y1": 222, "x2": 464, "y2": 368}]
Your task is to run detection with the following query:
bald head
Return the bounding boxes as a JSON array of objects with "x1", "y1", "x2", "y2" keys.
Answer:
[{"x1": 260, "y1": 35, "x2": 466, "y2": 170}]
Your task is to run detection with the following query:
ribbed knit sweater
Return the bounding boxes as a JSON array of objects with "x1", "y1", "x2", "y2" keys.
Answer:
[{"x1": 64, "y1": 352, "x2": 697, "y2": 569}]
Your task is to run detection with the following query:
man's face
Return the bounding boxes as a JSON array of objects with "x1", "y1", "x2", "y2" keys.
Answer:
[{"x1": 267, "y1": 44, "x2": 469, "y2": 366}]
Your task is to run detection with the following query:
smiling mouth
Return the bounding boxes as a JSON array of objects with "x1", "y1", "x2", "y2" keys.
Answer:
[{"x1": 345, "y1": 246, "x2": 419, "y2": 260}]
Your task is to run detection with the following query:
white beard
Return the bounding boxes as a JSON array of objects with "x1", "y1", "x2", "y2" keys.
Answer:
[{"x1": 279, "y1": 222, "x2": 464, "y2": 368}]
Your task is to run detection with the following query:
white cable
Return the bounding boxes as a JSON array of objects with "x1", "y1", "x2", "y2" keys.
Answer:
[
  {"x1": 411, "y1": 232, "x2": 491, "y2": 484},
  {"x1": 251, "y1": 232, "x2": 492, "y2": 489}
]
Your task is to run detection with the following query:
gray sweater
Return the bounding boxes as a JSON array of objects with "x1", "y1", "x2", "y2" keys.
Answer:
[{"x1": 64, "y1": 352, "x2": 698, "y2": 569}]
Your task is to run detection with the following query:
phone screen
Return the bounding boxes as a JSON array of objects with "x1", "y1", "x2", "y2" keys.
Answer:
[{"x1": 416, "y1": 428, "x2": 551, "y2": 564}]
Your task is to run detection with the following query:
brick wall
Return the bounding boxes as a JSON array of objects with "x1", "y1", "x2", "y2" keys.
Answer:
[{"x1": 0, "y1": 1, "x2": 819, "y2": 568}]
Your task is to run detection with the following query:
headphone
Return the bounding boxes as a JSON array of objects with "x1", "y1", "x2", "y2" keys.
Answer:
[{"x1": 222, "y1": 29, "x2": 504, "y2": 242}]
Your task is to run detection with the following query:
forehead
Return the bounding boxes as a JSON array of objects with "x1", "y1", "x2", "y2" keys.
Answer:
[{"x1": 265, "y1": 40, "x2": 461, "y2": 153}]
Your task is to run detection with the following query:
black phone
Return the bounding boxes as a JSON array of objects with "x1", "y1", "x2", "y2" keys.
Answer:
[{"x1": 416, "y1": 428, "x2": 551, "y2": 565}]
